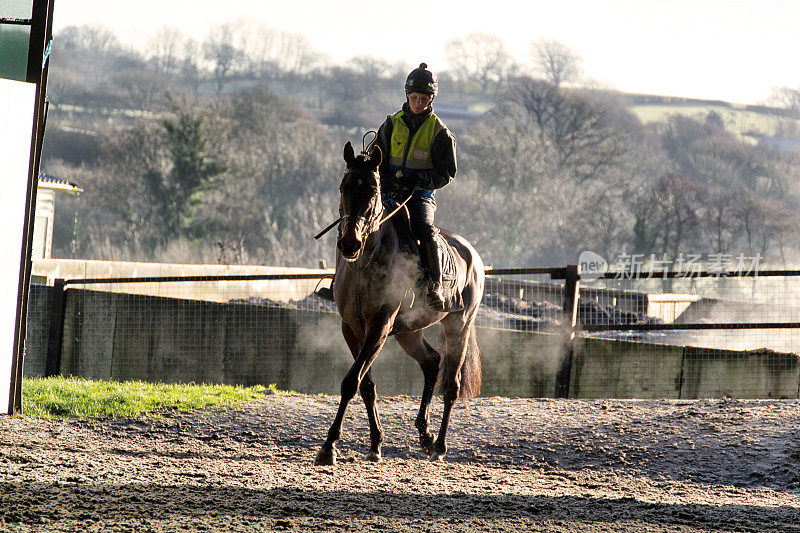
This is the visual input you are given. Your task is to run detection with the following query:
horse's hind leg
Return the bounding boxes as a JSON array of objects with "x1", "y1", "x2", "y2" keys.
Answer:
[
  {"x1": 395, "y1": 331, "x2": 441, "y2": 456},
  {"x1": 431, "y1": 319, "x2": 472, "y2": 461},
  {"x1": 342, "y1": 321, "x2": 383, "y2": 462}
]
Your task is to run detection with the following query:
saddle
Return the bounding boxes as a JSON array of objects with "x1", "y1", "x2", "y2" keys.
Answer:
[{"x1": 390, "y1": 205, "x2": 463, "y2": 312}]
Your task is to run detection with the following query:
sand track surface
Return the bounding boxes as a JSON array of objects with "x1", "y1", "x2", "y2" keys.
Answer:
[{"x1": 2, "y1": 394, "x2": 800, "y2": 532}]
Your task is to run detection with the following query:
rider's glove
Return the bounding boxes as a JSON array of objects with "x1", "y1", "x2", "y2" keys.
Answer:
[{"x1": 395, "y1": 169, "x2": 418, "y2": 190}]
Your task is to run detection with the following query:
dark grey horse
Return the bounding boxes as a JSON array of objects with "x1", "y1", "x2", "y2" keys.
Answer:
[{"x1": 314, "y1": 141, "x2": 484, "y2": 465}]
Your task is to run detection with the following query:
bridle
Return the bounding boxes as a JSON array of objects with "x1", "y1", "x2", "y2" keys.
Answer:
[
  {"x1": 314, "y1": 132, "x2": 412, "y2": 243},
  {"x1": 338, "y1": 169, "x2": 384, "y2": 265}
]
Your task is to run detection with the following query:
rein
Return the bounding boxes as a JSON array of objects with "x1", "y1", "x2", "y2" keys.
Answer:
[
  {"x1": 344, "y1": 190, "x2": 413, "y2": 272},
  {"x1": 315, "y1": 132, "x2": 378, "y2": 241},
  {"x1": 313, "y1": 193, "x2": 410, "y2": 241},
  {"x1": 377, "y1": 193, "x2": 413, "y2": 227},
  {"x1": 314, "y1": 216, "x2": 343, "y2": 240},
  {"x1": 314, "y1": 132, "x2": 412, "y2": 271}
]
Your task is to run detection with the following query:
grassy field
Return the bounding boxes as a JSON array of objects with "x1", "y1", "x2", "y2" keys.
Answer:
[
  {"x1": 21, "y1": 376, "x2": 269, "y2": 420},
  {"x1": 630, "y1": 103, "x2": 800, "y2": 139}
]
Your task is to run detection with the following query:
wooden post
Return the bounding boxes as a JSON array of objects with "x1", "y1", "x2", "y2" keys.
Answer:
[{"x1": 554, "y1": 265, "x2": 580, "y2": 398}]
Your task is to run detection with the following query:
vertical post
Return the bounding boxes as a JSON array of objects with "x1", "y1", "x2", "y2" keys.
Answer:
[
  {"x1": 7, "y1": 0, "x2": 55, "y2": 414},
  {"x1": 45, "y1": 279, "x2": 66, "y2": 377},
  {"x1": 554, "y1": 264, "x2": 580, "y2": 398}
]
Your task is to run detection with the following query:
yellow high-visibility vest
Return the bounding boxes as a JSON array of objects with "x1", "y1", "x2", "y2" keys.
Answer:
[{"x1": 388, "y1": 111, "x2": 445, "y2": 171}]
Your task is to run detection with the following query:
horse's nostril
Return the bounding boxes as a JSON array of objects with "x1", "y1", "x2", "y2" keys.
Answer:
[{"x1": 339, "y1": 239, "x2": 361, "y2": 258}]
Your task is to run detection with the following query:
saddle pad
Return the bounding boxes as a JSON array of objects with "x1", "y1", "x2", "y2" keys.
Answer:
[
  {"x1": 434, "y1": 234, "x2": 463, "y2": 313},
  {"x1": 435, "y1": 233, "x2": 457, "y2": 282}
]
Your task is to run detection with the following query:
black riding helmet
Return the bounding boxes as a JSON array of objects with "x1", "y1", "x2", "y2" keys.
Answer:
[{"x1": 405, "y1": 63, "x2": 438, "y2": 96}]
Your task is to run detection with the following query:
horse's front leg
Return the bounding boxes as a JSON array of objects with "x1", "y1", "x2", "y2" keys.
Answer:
[
  {"x1": 314, "y1": 309, "x2": 397, "y2": 466},
  {"x1": 341, "y1": 321, "x2": 384, "y2": 462}
]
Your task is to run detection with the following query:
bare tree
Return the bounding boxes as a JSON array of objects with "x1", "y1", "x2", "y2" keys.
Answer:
[
  {"x1": 531, "y1": 39, "x2": 582, "y2": 88},
  {"x1": 509, "y1": 77, "x2": 628, "y2": 180},
  {"x1": 444, "y1": 33, "x2": 510, "y2": 95},
  {"x1": 273, "y1": 31, "x2": 324, "y2": 77},
  {"x1": 225, "y1": 20, "x2": 276, "y2": 78},
  {"x1": 699, "y1": 186, "x2": 741, "y2": 253},
  {"x1": 652, "y1": 173, "x2": 703, "y2": 258},
  {"x1": 203, "y1": 23, "x2": 242, "y2": 94},
  {"x1": 57, "y1": 24, "x2": 120, "y2": 55},
  {"x1": 350, "y1": 55, "x2": 393, "y2": 79},
  {"x1": 180, "y1": 38, "x2": 202, "y2": 92},
  {"x1": 767, "y1": 86, "x2": 800, "y2": 115},
  {"x1": 55, "y1": 24, "x2": 123, "y2": 86},
  {"x1": 735, "y1": 189, "x2": 797, "y2": 257},
  {"x1": 148, "y1": 26, "x2": 183, "y2": 73},
  {"x1": 114, "y1": 70, "x2": 167, "y2": 111},
  {"x1": 326, "y1": 66, "x2": 370, "y2": 125}
]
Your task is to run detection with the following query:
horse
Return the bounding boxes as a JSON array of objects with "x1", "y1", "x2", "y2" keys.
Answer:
[{"x1": 314, "y1": 140, "x2": 484, "y2": 465}]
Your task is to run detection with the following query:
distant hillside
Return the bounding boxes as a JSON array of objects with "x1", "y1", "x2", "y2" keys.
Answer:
[{"x1": 620, "y1": 93, "x2": 800, "y2": 146}]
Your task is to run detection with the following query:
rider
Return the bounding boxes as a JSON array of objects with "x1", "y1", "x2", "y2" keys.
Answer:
[
  {"x1": 374, "y1": 62, "x2": 457, "y2": 310},
  {"x1": 317, "y1": 63, "x2": 457, "y2": 310}
]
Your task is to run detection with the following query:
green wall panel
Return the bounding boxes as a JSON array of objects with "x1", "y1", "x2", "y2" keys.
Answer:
[{"x1": 0, "y1": 25, "x2": 29, "y2": 81}]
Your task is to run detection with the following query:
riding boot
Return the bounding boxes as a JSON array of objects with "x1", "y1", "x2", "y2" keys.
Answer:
[
  {"x1": 315, "y1": 249, "x2": 340, "y2": 302},
  {"x1": 422, "y1": 239, "x2": 445, "y2": 311},
  {"x1": 315, "y1": 283, "x2": 335, "y2": 302}
]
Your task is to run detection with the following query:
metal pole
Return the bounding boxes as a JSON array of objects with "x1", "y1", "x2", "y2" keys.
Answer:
[{"x1": 8, "y1": 0, "x2": 54, "y2": 414}]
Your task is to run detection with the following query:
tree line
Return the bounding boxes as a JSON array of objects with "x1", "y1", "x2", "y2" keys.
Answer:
[{"x1": 43, "y1": 24, "x2": 800, "y2": 268}]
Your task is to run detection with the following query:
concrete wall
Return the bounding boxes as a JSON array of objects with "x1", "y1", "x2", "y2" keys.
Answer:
[
  {"x1": 47, "y1": 289, "x2": 429, "y2": 396},
  {"x1": 571, "y1": 337, "x2": 685, "y2": 399},
  {"x1": 24, "y1": 288, "x2": 800, "y2": 399},
  {"x1": 681, "y1": 347, "x2": 800, "y2": 399}
]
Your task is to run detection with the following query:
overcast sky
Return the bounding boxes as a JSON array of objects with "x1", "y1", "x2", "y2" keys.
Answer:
[{"x1": 51, "y1": 0, "x2": 800, "y2": 105}]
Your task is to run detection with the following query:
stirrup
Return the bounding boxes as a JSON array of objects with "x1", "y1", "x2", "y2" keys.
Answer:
[
  {"x1": 427, "y1": 282, "x2": 445, "y2": 311},
  {"x1": 315, "y1": 285, "x2": 335, "y2": 302}
]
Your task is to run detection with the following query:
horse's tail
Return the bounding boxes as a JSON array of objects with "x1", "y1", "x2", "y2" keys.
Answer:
[{"x1": 457, "y1": 323, "x2": 482, "y2": 399}]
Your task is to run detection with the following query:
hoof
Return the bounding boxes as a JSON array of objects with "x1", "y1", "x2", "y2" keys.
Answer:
[
  {"x1": 365, "y1": 451, "x2": 382, "y2": 462},
  {"x1": 429, "y1": 451, "x2": 445, "y2": 462},
  {"x1": 314, "y1": 448, "x2": 336, "y2": 466},
  {"x1": 419, "y1": 434, "x2": 435, "y2": 456}
]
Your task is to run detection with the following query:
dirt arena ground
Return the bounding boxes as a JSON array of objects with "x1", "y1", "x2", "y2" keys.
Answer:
[{"x1": 1, "y1": 393, "x2": 800, "y2": 532}]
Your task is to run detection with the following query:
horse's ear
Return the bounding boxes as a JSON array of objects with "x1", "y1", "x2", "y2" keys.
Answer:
[
  {"x1": 368, "y1": 144, "x2": 382, "y2": 168},
  {"x1": 343, "y1": 141, "x2": 356, "y2": 166}
]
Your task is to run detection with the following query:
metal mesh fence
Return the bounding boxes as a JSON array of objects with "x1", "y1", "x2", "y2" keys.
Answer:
[
  {"x1": 584, "y1": 273, "x2": 800, "y2": 351},
  {"x1": 23, "y1": 267, "x2": 800, "y2": 399},
  {"x1": 479, "y1": 270, "x2": 564, "y2": 332},
  {"x1": 575, "y1": 271, "x2": 800, "y2": 399},
  {"x1": 23, "y1": 284, "x2": 51, "y2": 377}
]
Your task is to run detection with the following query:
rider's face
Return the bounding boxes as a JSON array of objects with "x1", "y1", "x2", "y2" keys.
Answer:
[{"x1": 407, "y1": 92, "x2": 433, "y2": 114}]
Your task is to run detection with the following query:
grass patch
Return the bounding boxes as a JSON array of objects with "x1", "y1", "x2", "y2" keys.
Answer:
[
  {"x1": 22, "y1": 376, "x2": 267, "y2": 420},
  {"x1": 266, "y1": 383, "x2": 301, "y2": 396}
]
